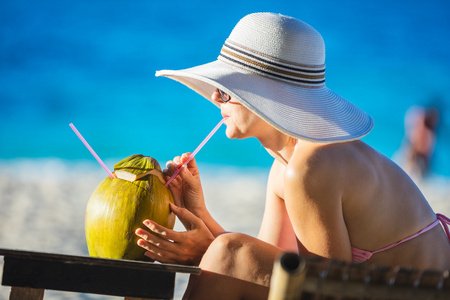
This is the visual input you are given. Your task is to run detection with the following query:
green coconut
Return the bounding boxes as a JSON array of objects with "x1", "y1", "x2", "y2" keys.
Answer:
[{"x1": 85, "y1": 154, "x2": 175, "y2": 260}]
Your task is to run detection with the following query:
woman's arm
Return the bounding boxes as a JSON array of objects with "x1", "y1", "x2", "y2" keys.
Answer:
[
  {"x1": 283, "y1": 147, "x2": 352, "y2": 261},
  {"x1": 258, "y1": 161, "x2": 299, "y2": 252}
]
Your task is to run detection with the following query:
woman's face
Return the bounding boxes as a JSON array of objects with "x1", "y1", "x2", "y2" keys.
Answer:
[{"x1": 211, "y1": 89, "x2": 270, "y2": 140}]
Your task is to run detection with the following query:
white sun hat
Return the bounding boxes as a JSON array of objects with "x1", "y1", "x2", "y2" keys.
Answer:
[{"x1": 156, "y1": 12, "x2": 374, "y2": 143}]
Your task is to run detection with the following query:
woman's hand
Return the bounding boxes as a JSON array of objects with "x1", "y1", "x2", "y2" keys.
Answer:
[
  {"x1": 164, "y1": 153, "x2": 206, "y2": 217},
  {"x1": 135, "y1": 203, "x2": 215, "y2": 265}
]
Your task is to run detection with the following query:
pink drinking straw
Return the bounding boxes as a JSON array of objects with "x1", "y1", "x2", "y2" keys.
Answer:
[
  {"x1": 69, "y1": 123, "x2": 115, "y2": 178},
  {"x1": 165, "y1": 117, "x2": 227, "y2": 187}
]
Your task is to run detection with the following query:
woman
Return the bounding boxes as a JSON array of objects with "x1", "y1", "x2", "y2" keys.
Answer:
[{"x1": 135, "y1": 13, "x2": 450, "y2": 299}]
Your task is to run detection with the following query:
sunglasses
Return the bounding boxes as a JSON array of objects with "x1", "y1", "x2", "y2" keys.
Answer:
[{"x1": 217, "y1": 89, "x2": 231, "y2": 103}]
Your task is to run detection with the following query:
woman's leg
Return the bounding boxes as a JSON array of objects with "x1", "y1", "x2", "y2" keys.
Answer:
[
  {"x1": 185, "y1": 270, "x2": 270, "y2": 300},
  {"x1": 184, "y1": 233, "x2": 284, "y2": 299}
]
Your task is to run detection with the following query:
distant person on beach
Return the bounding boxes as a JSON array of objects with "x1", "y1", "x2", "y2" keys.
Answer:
[
  {"x1": 393, "y1": 105, "x2": 440, "y2": 181},
  {"x1": 135, "y1": 13, "x2": 450, "y2": 299}
]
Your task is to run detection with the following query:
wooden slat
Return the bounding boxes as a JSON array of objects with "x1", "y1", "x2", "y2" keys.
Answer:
[
  {"x1": 0, "y1": 248, "x2": 201, "y2": 299},
  {"x1": 443, "y1": 271, "x2": 450, "y2": 289},
  {"x1": 2, "y1": 256, "x2": 174, "y2": 299},
  {"x1": 300, "y1": 256, "x2": 325, "y2": 300},
  {"x1": 343, "y1": 263, "x2": 370, "y2": 299},
  {"x1": 325, "y1": 259, "x2": 348, "y2": 280},
  {"x1": 0, "y1": 248, "x2": 200, "y2": 275},
  {"x1": 417, "y1": 270, "x2": 444, "y2": 289},
  {"x1": 391, "y1": 266, "x2": 419, "y2": 286},
  {"x1": 368, "y1": 265, "x2": 391, "y2": 285}
]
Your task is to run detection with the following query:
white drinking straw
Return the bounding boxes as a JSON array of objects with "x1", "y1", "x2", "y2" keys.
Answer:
[
  {"x1": 165, "y1": 117, "x2": 227, "y2": 187},
  {"x1": 69, "y1": 123, "x2": 115, "y2": 178}
]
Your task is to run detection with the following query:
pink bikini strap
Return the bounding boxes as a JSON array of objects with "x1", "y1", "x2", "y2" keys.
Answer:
[
  {"x1": 436, "y1": 213, "x2": 450, "y2": 240},
  {"x1": 372, "y1": 219, "x2": 441, "y2": 254},
  {"x1": 352, "y1": 215, "x2": 450, "y2": 263}
]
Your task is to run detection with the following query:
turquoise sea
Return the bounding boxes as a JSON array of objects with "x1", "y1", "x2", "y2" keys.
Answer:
[{"x1": 1, "y1": 0, "x2": 450, "y2": 175}]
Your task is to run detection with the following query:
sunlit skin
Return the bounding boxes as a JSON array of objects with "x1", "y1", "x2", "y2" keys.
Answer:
[
  {"x1": 135, "y1": 91, "x2": 450, "y2": 299},
  {"x1": 218, "y1": 91, "x2": 270, "y2": 140}
]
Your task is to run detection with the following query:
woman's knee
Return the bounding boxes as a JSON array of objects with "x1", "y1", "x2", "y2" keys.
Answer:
[
  {"x1": 200, "y1": 233, "x2": 252, "y2": 271},
  {"x1": 199, "y1": 232, "x2": 280, "y2": 286}
]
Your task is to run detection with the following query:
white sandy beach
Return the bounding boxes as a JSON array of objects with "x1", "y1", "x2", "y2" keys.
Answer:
[
  {"x1": 0, "y1": 159, "x2": 268, "y2": 299},
  {"x1": 0, "y1": 159, "x2": 449, "y2": 299}
]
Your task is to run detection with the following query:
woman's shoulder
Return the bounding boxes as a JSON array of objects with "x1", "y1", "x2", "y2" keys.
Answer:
[
  {"x1": 285, "y1": 141, "x2": 379, "y2": 193},
  {"x1": 288, "y1": 142, "x2": 352, "y2": 173}
]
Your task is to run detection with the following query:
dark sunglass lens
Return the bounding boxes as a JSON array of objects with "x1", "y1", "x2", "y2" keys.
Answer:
[{"x1": 218, "y1": 89, "x2": 231, "y2": 102}]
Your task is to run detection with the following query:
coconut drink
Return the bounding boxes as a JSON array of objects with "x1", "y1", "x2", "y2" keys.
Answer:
[{"x1": 85, "y1": 154, "x2": 175, "y2": 260}]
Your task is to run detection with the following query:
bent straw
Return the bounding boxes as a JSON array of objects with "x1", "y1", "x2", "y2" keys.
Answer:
[
  {"x1": 69, "y1": 123, "x2": 115, "y2": 178},
  {"x1": 165, "y1": 117, "x2": 227, "y2": 187}
]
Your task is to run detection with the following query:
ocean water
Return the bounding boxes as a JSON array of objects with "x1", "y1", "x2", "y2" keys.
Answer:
[
  {"x1": 1, "y1": 0, "x2": 450, "y2": 173},
  {"x1": 1, "y1": 1, "x2": 450, "y2": 299}
]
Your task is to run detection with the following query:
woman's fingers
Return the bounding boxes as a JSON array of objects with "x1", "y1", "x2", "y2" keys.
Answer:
[
  {"x1": 181, "y1": 153, "x2": 198, "y2": 169},
  {"x1": 140, "y1": 220, "x2": 183, "y2": 242},
  {"x1": 142, "y1": 247, "x2": 178, "y2": 264},
  {"x1": 135, "y1": 226, "x2": 186, "y2": 264},
  {"x1": 163, "y1": 159, "x2": 183, "y2": 176},
  {"x1": 179, "y1": 165, "x2": 195, "y2": 183},
  {"x1": 136, "y1": 236, "x2": 181, "y2": 264},
  {"x1": 135, "y1": 204, "x2": 214, "y2": 265},
  {"x1": 170, "y1": 153, "x2": 195, "y2": 169},
  {"x1": 163, "y1": 154, "x2": 194, "y2": 181},
  {"x1": 135, "y1": 225, "x2": 203, "y2": 265},
  {"x1": 163, "y1": 161, "x2": 176, "y2": 176},
  {"x1": 173, "y1": 156, "x2": 183, "y2": 165}
]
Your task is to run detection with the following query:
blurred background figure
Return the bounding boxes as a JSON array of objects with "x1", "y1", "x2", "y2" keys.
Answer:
[{"x1": 394, "y1": 104, "x2": 440, "y2": 181}]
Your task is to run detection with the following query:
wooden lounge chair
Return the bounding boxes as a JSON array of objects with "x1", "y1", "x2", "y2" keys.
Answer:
[
  {"x1": 2, "y1": 248, "x2": 448, "y2": 299},
  {"x1": 268, "y1": 252, "x2": 450, "y2": 300}
]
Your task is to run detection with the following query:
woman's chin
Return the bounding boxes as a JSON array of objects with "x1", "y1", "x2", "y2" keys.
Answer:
[
  {"x1": 225, "y1": 132, "x2": 247, "y2": 140},
  {"x1": 225, "y1": 129, "x2": 239, "y2": 140}
]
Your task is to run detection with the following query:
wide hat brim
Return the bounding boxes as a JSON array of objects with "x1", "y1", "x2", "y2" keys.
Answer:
[{"x1": 156, "y1": 59, "x2": 374, "y2": 143}]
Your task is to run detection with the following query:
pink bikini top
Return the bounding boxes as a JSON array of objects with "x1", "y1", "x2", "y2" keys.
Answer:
[{"x1": 352, "y1": 214, "x2": 450, "y2": 263}]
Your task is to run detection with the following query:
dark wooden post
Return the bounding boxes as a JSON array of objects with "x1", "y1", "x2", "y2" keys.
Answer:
[{"x1": 9, "y1": 286, "x2": 45, "y2": 300}]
